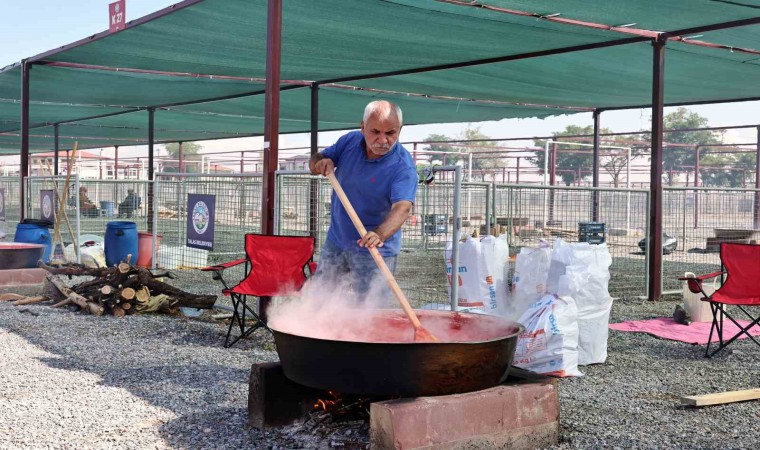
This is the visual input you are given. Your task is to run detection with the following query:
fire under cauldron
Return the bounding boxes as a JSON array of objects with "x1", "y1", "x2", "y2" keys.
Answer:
[{"x1": 270, "y1": 309, "x2": 523, "y2": 397}]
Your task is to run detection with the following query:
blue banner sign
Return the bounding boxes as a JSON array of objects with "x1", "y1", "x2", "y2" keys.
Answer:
[
  {"x1": 186, "y1": 193, "x2": 215, "y2": 251},
  {"x1": 40, "y1": 190, "x2": 55, "y2": 222}
]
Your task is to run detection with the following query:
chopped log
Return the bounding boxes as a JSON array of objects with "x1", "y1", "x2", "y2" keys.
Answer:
[
  {"x1": 120, "y1": 287, "x2": 136, "y2": 301},
  {"x1": 45, "y1": 274, "x2": 104, "y2": 316},
  {"x1": 100, "y1": 285, "x2": 115, "y2": 296},
  {"x1": 121, "y1": 302, "x2": 132, "y2": 310},
  {"x1": 137, "y1": 294, "x2": 171, "y2": 313},
  {"x1": 13, "y1": 296, "x2": 49, "y2": 306},
  {"x1": 134, "y1": 267, "x2": 216, "y2": 309},
  {"x1": 112, "y1": 306, "x2": 126, "y2": 318},
  {"x1": 135, "y1": 286, "x2": 150, "y2": 303},
  {"x1": 51, "y1": 298, "x2": 74, "y2": 308},
  {"x1": 0, "y1": 293, "x2": 25, "y2": 302},
  {"x1": 118, "y1": 262, "x2": 131, "y2": 274},
  {"x1": 38, "y1": 260, "x2": 111, "y2": 278}
]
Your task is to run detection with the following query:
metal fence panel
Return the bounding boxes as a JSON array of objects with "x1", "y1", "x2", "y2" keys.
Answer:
[
  {"x1": 154, "y1": 173, "x2": 263, "y2": 269},
  {"x1": 661, "y1": 187, "x2": 759, "y2": 293},
  {"x1": 494, "y1": 184, "x2": 650, "y2": 298},
  {"x1": 0, "y1": 177, "x2": 21, "y2": 239}
]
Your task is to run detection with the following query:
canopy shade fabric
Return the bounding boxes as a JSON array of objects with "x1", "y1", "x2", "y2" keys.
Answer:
[{"x1": 0, "y1": 0, "x2": 758, "y2": 153}]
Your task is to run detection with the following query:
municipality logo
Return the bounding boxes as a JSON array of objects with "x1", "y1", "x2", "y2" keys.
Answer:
[
  {"x1": 42, "y1": 195, "x2": 52, "y2": 218},
  {"x1": 192, "y1": 201, "x2": 210, "y2": 235}
]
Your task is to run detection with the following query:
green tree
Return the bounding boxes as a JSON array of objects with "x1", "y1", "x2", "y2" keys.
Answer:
[
  {"x1": 163, "y1": 142, "x2": 203, "y2": 173},
  {"x1": 421, "y1": 133, "x2": 459, "y2": 165},
  {"x1": 645, "y1": 108, "x2": 723, "y2": 185},
  {"x1": 457, "y1": 125, "x2": 504, "y2": 170},
  {"x1": 698, "y1": 148, "x2": 755, "y2": 187},
  {"x1": 530, "y1": 125, "x2": 643, "y2": 186}
]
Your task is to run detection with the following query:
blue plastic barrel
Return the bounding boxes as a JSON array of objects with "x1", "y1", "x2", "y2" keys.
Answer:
[
  {"x1": 104, "y1": 221, "x2": 138, "y2": 266},
  {"x1": 14, "y1": 223, "x2": 52, "y2": 262},
  {"x1": 100, "y1": 201, "x2": 115, "y2": 218}
]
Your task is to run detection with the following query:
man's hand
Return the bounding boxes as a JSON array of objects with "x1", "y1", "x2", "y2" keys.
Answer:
[
  {"x1": 310, "y1": 154, "x2": 335, "y2": 176},
  {"x1": 357, "y1": 230, "x2": 385, "y2": 249}
]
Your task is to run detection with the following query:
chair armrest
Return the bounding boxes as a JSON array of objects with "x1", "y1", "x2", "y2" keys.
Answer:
[
  {"x1": 679, "y1": 271, "x2": 724, "y2": 297},
  {"x1": 200, "y1": 258, "x2": 247, "y2": 272}
]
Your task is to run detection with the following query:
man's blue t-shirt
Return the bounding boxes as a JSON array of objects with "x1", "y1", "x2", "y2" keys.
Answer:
[{"x1": 322, "y1": 130, "x2": 418, "y2": 256}]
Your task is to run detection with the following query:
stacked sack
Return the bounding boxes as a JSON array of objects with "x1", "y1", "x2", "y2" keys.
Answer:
[
  {"x1": 510, "y1": 238, "x2": 613, "y2": 377},
  {"x1": 444, "y1": 233, "x2": 510, "y2": 315}
]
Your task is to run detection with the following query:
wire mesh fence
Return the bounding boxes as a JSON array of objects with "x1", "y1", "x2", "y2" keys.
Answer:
[
  {"x1": 151, "y1": 173, "x2": 264, "y2": 298},
  {"x1": 493, "y1": 184, "x2": 650, "y2": 298},
  {"x1": 0, "y1": 176, "x2": 22, "y2": 239},
  {"x1": 17, "y1": 171, "x2": 760, "y2": 303},
  {"x1": 660, "y1": 187, "x2": 760, "y2": 293}
]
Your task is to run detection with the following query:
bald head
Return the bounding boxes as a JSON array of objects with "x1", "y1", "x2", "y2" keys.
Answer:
[{"x1": 363, "y1": 100, "x2": 403, "y2": 126}]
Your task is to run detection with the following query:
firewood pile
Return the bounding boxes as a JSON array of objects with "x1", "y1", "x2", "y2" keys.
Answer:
[{"x1": 0, "y1": 258, "x2": 216, "y2": 317}]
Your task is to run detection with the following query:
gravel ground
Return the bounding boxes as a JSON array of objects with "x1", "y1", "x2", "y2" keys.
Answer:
[{"x1": 0, "y1": 282, "x2": 757, "y2": 450}]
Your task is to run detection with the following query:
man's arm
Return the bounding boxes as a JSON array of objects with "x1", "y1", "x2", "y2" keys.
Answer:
[{"x1": 358, "y1": 200, "x2": 413, "y2": 248}]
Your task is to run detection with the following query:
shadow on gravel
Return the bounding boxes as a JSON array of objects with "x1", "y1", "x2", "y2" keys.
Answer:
[{"x1": 0, "y1": 298, "x2": 285, "y2": 449}]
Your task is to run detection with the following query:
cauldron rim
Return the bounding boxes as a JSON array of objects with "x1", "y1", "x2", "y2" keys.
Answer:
[{"x1": 268, "y1": 309, "x2": 524, "y2": 346}]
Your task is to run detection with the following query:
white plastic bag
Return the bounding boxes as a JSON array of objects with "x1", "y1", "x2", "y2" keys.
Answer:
[
  {"x1": 513, "y1": 293, "x2": 582, "y2": 377},
  {"x1": 511, "y1": 243, "x2": 552, "y2": 320},
  {"x1": 479, "y1": 234, "x2": 510, "y2": 315},
  {"x1": 550, "y1": 239, "x2": 613, "y2": 365},
  {"x1": 445, "y1": 234, "x2": 510, "y2": 314},
  {"x1": 64, "y1": 242, "x2": 106, "y2": 268},
  {"x1": 445, "y1": 235, "x2": 486, "y2": 309},
  {"x1": 682, "y1": 271, "x2": 718, "y2": 323}
]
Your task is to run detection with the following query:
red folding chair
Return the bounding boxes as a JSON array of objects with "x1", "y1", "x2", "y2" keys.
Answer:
[
  {"x1": 681, "y1": 243, "x2": 760, "y2": 357},
  {"x1": 202, "y1": 234, "x2": 316, "y2": 348}
]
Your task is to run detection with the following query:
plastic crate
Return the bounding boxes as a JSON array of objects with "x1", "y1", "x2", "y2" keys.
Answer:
[
  {"x1": 578, "y1": 221, "x2": 606, "y2": 244},
  {"x1": 423, "y1": 214, "x2": 448, "y2": 236}
]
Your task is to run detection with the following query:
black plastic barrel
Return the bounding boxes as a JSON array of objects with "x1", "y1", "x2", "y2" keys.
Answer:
[{"x1": 104, "y1": 221, "x2": 138, "y2": 266}]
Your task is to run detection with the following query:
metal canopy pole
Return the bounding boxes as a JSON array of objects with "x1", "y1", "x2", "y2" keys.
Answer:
[
  {"x1": 20, "y1": 60, "x2": 30, "y2": 221},
  {"x1": 648, "y1": 37, "x2": 667, "y2": 301},
  {"x1": 114, "y1": 146, "x2": 119, "y2": 179},
  {"x1": 261, "y1": 0, "x2": 283, "y2": 236},
  {"x1": 53, "y1": 123, "x2": 60, "y2": 175},
  {"x1": 147, "y1": 107, "x2": 155, "y2": 233},
  {"x1": 592, "y1": 110, "x2": 601, "y2": 221},
  {"x1": 178, "y1": 142, "x2": 184, "y2": 173},
  {"x1": 309, "y1": 83, "x2": 320, "y2": 239},
  {"x1": 694, "y1": 145, "x2": 701, "y2": 229},
  {"x1": 754, "y1": 127, "x2": 760, "y2": 229}
]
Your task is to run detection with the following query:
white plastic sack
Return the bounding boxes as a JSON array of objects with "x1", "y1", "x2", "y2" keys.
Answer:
[
  {"x1": 513, "y1": 293, "x2": 582, "y2": 377},
  {"x1": 550, "y1": 239, "x2": 613, "y2": 365},
  {"x1": 444, "y1": 234, "x2": 510, "y2": 314},
  {"x1": 511, "y1": 243, "x2": 552, "y2": 320},
  {"x1": 64, "y1": 242, "x2": 106, "y2": 268},
  {"x1": 479, "y1": 234, "x2": 510, "y2": 315},
  {"x1": 445, "y1": 235, "x2": 486, "y2": 310}
]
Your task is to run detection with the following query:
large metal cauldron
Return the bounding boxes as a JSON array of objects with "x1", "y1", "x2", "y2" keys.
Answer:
[
  {"x1": 271, "y1": 309, "x2": 523, "y2": 397},
  {"x1": 0, "y1": 243, "x2": 46, "y2": 270}
]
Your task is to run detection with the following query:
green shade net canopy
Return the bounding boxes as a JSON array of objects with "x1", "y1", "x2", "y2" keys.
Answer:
[{"x1": 0, "y1": 0, "x2": 758, "y2": 153}]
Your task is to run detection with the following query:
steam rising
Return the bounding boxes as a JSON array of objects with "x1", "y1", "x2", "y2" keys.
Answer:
[{"x1": 267, "y1": 273, "x2": 521, "y2": 344}]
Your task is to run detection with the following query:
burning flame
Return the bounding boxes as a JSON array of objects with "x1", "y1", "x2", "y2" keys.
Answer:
[{"x1": 313, "y1": 391, "x2": 343, "y2": 412}]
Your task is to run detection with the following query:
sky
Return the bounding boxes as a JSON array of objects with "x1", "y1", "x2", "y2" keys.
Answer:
[{"x1": 2, "y1": 0, "x2": 759, "y2": 162}]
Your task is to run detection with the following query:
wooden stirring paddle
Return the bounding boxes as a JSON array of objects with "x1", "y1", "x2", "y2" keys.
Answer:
[{"x1": 326, "y1": 172, "x2": 438, "y2": 342}]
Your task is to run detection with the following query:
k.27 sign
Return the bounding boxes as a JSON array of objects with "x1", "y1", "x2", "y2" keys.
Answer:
[{"x1": 109, "y1": 0, "x2": 126, "y2": 33}]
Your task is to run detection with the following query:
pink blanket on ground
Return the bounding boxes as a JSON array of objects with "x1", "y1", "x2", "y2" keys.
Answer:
[{"x1": 609, "y1": 318, "x2": 760, "y2": 345}]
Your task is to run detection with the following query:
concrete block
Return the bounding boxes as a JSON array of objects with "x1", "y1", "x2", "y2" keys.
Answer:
[
  {"x1": 248, "y1": 362, "x2": 325, "y2": 429},
  {"x1": 370, "y1": 370, "x2": 559, "y2": 450},
  {"x1": 0, "y1": 268, "x2": 46, "y2": 287}
]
